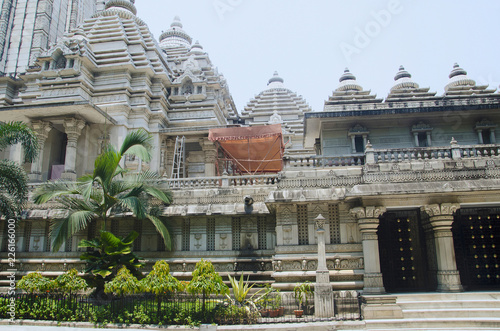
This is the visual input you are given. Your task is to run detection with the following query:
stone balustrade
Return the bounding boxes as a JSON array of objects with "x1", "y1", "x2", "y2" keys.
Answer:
[{"x1": 373, "y1": 147, "x2": 452, "y2": 163}]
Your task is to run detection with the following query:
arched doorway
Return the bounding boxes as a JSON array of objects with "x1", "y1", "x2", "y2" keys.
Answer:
[
  {"x1": 453, "y1": 207, "x2": 500, "y2": 290},
  {"x1": 378, "y1": 209, "x2": 436, "y2": 292}
]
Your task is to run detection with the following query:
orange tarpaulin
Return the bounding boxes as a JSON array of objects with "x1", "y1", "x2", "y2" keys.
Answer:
[{"x1": 208, "y1": 124, "x2": 284, "y2": 174}]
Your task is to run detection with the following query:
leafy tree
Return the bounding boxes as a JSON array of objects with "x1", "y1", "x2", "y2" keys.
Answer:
[
  {"x1": 79, "y1": 230, "x2": 144, "y2": 295},
  {"x1": 53, "y1": 268, "x2": 88, "y2": 295},
  {"x1": 186, "y1": 259, "x2": 228, "y2": 315},
  {"x1": 104, "y1": 266, "x2": 140, "y2": 296},
  {"x1": 17, "y1": 272, "x2": 53, "y2": 293},
  {"x1": 0, "y1": 121, "x2": 38, "y2": 218},
  {"x1": 32, "y1": 128, "x2": 173, "y2": 252},
  {"x1": 139, "y1": 260, "x2": 183, "y2": 294},
  {"x1": 139, "y1": 260, "x2": 183, "y2": 315}
]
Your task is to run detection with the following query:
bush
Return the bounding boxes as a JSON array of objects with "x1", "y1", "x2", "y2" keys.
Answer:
[
  {"x1": 214, "y1": 303, "x2": 259, "y2": 325},
  {"x1": 17, "y1": 272, "x2": 53, "y2": 293},
  {"x1": 104, "y1": 266, "x2": 140, "y2": 296},
  {"x1": 53, "y1": 269, "x2": 88, "y2": 294}
]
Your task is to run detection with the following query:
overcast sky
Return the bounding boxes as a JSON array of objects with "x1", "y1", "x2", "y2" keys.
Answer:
[{"x1": 135, "y1": 0, "x2": 500, "y2": 113}]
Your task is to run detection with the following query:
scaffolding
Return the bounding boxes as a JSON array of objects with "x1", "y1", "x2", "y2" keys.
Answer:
[{"x1": 208, "y1": 124, "x2": 284, "y2": 175}]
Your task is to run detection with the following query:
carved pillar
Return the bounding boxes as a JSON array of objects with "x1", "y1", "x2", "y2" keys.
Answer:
[
  {"x1": 165, "y1": 138, "x2": 175, "y2": 178},
  {"x1": 61, "y1": 118, "x2": 85, "y2": 181},
  {"x1": 200, "y1": 138, "x2": 217, "y2": 177},
  {"x1": 29, "y1": 121, "x2": 52, "y2": 182},
  {"x1": 351, "y1": 206, "x2": 386, "y2": 294},
  {"x1": 477, "y1": 129, "x2": 484, "y2": 144},
  {"x1": 314, "y1": 214, "x2": 334, "y2": 317},
  {"x1": 422, "y1": 203, "x2": 463, "y2": 292}
]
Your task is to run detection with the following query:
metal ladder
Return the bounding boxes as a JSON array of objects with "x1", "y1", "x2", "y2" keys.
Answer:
[{"x1": 171, "y1": 136, "x2": 185, "y2": 179}]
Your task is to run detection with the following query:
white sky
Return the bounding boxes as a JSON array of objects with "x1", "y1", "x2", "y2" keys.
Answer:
[{"x1": 135, "y1": 0, "x2": 500, "y2": 114}]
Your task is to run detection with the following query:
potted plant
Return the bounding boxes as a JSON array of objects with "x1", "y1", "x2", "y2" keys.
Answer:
[{"x1": 293, "y1": 281, "x2": 312, "y2": 317}]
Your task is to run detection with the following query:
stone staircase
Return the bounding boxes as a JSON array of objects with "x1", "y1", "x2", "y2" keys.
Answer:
[{"x1": 363, "y1": 292, "x2": 500, "y2": 330}]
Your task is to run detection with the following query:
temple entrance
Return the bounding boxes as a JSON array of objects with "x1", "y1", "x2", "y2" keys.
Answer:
[
  {"x1": 453, "y1": 207, "x2": 500, "y2": 290},
  {"x1": 378, "y1": 209, "x2": 435, "y2": 292}
]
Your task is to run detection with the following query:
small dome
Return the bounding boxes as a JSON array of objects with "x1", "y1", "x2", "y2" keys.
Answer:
[
  {"x1": 104, "y1": 0, "x2": 137, "y2": 15},
  {"x1": 336, "y1": 68, "x2": 363, "y2": 92},
  {"x1": 391, "y1": 65, "x2": 419, "y2": 91},
  {"x1": 268, "y1": 71, "x2": 284, "y2": 84},
  {"x1": 445, "y1": 63, "x2": 476, "y2": 91},
  {"x1": 159, "y1": 16, "x2": 193, "y2": 48},
  {"x1": 189, "y1": 41, "x2": 204, "y2": 55},
  {"x1": 267, "y1": 71, "x2": 285, "y2": 89}
]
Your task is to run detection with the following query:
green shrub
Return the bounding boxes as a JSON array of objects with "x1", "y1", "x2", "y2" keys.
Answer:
[
  {"x1": 53, "y1": 269, "x2": 88, "y2": 294},
  {"x1": 104, "y1": 266, "x2": 140, "y2": 296},
  {"x1": 17, "y1": 272, "x2": 53, "y2": 293}
]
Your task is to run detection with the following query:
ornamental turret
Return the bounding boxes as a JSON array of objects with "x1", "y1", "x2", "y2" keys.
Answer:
[
  {"x1": 444, "y1": 63, "x2": 496, "y2": 96},
  {"x1": 386, "y1": 66, "x2": 437, "y2": 101},
  {"x1": 324, "y1": 68, "x2": 382, "y2": 108},
  {"x1": 159, "y1": 16, "x2": 193, "y2": 49}
]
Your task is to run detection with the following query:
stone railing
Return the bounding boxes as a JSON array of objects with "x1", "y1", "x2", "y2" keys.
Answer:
[
  {"x1": 459, "y1": 144, "x2": 500, "y2": 158},
  {"x1": 372, "y1": 146, "x2": 453, "y2": 163},
  {"x1": 284, "y1": 155, "x2": 364, "y2": 168},
  {"x1": 165, "y1": 174, "x2": 279, "y2": 189}
]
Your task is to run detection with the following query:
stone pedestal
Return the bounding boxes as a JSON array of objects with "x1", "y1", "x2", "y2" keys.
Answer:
[
  {"x1": 422, "y1": 204, "x2": 463, "y2": 292},
  {"x1": 351, "y1": 206, "x2": 386, "y2": 294},
  {"x1": 29, "y1": 121, "x2": 52, "y2": 182},
  {"x1": 314, "y1": 215, "x2": 335, "y2": 318},
  {"x1": 362, "y1": 296, "x2": 403, "y2": 319},
  {"x1": 61, "y1": 118, "x2": 85, "y2": 181}
]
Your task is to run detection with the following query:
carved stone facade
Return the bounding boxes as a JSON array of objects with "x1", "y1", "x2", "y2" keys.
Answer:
[{"x1": 1, "y1": 1, "x2": 500, "y2": 299}]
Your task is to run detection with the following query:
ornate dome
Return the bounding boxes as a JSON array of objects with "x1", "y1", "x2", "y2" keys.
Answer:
[
  {"x1": 267, "y1": 71, "x2": 286, "y2": 89},
  {"x1": 159, "y1": 16, "x2": 192, "y2": 49},
  {"x1": 189, "y1": 41, "x2": 204, "y2": 55},
  {"x1": 336, "y1": 68, "x2": 363, "y2": 92},
  {"x1": 391, "y1": 65, "x2": 419, "y2": 91},
  {"x1": 445, "y1": 63, "x2": 476, "y2": 91}
]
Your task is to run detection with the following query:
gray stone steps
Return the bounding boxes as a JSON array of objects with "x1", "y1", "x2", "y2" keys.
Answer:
[
  {"x1": 364, "y1": 317, "x2": 500, "y2": 330},
  {"x1": 403, "y1": 307, "x2": 500, "y2": 318}
]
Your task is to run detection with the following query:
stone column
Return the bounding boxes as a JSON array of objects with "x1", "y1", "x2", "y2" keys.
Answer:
[
  {"x1": 29, "y1": 121, "x2": 52, "y2": 182},
  {"x1": 490, "y1": 129, "x2": 496, "y2": 144},
  {"x1": 314, "y1": 214, "x2": 334, "y2": 317},
  {"x1": 200, "y1": 138, "x2": 217, "y2": 177},
  {"x1": 426, "y1": 131, "x2": 432, "y2": 146},
  {"x1": 422, "y1": 203, "x2": 463, "y2": 292},
  {"x1": 351, "y1": 206, "x2": 387, "y2": 294},
  {"x1": 477, "y1": 129, "x2": 484, "y2": 144},
  {"x1": 413, "y1": 132, "x2": 419, "y2": 147},
  {"x1": 61, "y1": 118, "x2": 85, "y2": 181}
]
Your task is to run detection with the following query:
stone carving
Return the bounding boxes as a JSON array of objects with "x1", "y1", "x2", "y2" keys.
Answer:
[
  {"x1": 350, "y1": 206, "x2": 386, "y2": 219},
  {"x1": 422, "y1": 203, "x2": 460, "y2": 217}
]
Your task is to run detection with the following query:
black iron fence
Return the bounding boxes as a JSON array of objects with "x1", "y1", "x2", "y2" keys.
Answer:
[{"x1": 0, "y1": 290, "x2": 361, "y2": 325}]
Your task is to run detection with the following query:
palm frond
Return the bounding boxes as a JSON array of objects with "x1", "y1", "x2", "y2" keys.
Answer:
[
  {"x1": 119, "y1": 128, "x2": 152, "y2": 162},
  {"x1": 93, "y1": 149, "x2": 121, "y2": 188},
  {"x1": 118, "y1": 196, "x2": 147, "y2": 219},
  {"x1": 50, "y1": 210, "x2": 96, "y2": 252},
  {"x1": 0, "y1": 159, "x2": 29, "y2": 203},
  {"x1": 0, "y1": 193, "x2": 17, "y2": 219},
  {"x1": 0, "y1": 121, "x2": 39, "y2": 162},
  {"x1": 32, "y1": 180, "x2": 78, "y2": 204},
  {"x1": 147, "y1": 214, "x2": 172, "y2": 251}
]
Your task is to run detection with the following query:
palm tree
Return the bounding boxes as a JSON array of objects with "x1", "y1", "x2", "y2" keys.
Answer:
[
  {"x1": 0, "y1": 121, "x2": 39, "y2": 218},
  {"x1": 33, "y1": 128, "x2": 173, "y2": 252}
]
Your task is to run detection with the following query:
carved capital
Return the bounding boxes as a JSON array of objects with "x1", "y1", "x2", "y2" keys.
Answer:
[
  {"x1": 31, "y1": 120, "x2": 52, "y2": 141},
  {"x1": 350, "y1": 206, "x2": 386, "y2": 219},
  {"x1": 422, "y1": 203, "x2": 460, "y2": 217},
  {"x1": 63, "y1": 118, "x2": 86, "y2": 140}
]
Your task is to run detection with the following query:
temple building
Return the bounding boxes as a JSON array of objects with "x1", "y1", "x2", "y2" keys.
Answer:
[{"x1": 1, "y1": 2, "x2": 500, "y2": 324}]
